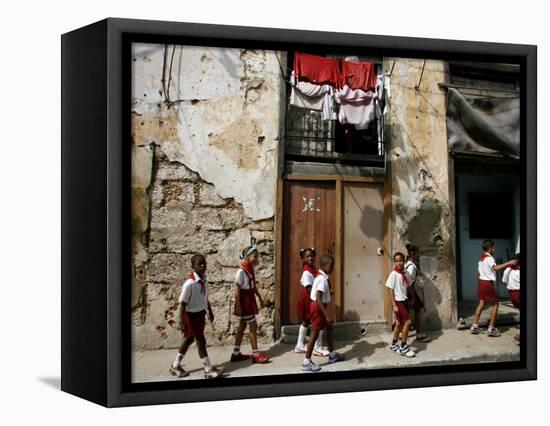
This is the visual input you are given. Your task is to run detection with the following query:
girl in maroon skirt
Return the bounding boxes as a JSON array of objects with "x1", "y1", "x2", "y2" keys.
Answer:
[
  {"x1": 230, "y1": 245, "x2": 270, "y2": 364},
  {"x1": 295, "y1": 248, "x2": 329, "y2": 356}
]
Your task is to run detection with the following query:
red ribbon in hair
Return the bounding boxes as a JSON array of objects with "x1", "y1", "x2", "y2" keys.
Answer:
[
  {"x1": 393, "y1": 267, "x2": 409, "y2": 285},
  {"x1": 240, "y1": 261, "x2": 257, "y2": 289},
  {"x1": 188, "y1": 272, "x2": 205, "y2": 294}
]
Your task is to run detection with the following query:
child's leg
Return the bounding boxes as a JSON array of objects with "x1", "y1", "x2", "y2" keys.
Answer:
[
  {"x1": 296, "y1": 319, "x2": 309, "y2": 349},
  {"x1": 249, "y1": 319, "x2": 258, "y2": 351},
  {"x1": 195, "y1": 335, "x2": 213, "y2": 372},
  {"x1": 325, "y1": 325, "x2": 334, "y2": 352},
  {"x1": 473, "y1": 300, "x2": 486, "y2": 325},
  {"x1": 414, "y1": 307, "x2": 421, "y2": 333},
  {"x1": 489, "y1": 301, "x2": 499, "y2": 328},
  {"x1": 392, "y1": 320, "x2": 402, "y2": 342},
  {"x1": 305, "y1": 328, "x2": 320, "y2": 359},
  {"x1": 233, "y1": 318, "x2": 247, "y2": 354},
  {"x1": 173, "y1": 337, "x2": 194, "y2": 368},
  {"x1": 401, "y1": 319, "x2": 412, "y2": 343}
]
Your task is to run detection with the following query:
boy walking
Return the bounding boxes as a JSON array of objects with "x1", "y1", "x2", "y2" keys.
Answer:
[
  {"x1": 470, "y1": 240, "x2": 518, "y2": 337},
  {"x1": 170, "y1": 254, "x2": 224, "y2": 379},
  {"x1": 301, "y1": 254, "x2": 345, "y2": 372}
]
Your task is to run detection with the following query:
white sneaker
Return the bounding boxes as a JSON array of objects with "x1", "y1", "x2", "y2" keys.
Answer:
[
  {"x1": 398, "y1": 344, "x2": 416, "y2": 358},
  {"x1": 313, "y1": 347, "x2": 330, "y2": 357},
  {"x1": 301, "y1": 359, "x2": 321, "y2": 372},
  {"x1": 294, "y1": 345, "x2": 307, "y2": 353}
]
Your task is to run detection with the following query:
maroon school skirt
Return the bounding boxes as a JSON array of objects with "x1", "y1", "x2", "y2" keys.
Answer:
[
  {"x1": 509, "y1": 290, "x2": 521, "y2": 309},
  {"x1": 235, "y1": 288, "x2": 258, "y2": 317},
  {"x1": 309, "y1": 301, "x2": 329, "y2": 331},
  {"x1": 297, "y1": 286, "x2": 311, "y2": 321},
  {"x1": 478, "y1": 279, "x2": 499, "y2": 303},
  {"x1": 184, "y1": 310, "x2": 206, "y2": 339},
  {"x1": 395, "y1": 301, "x2": 410, "y2": 323}
]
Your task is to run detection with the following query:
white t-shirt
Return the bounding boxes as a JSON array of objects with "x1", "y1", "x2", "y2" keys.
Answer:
[
  {"x1": 405, "y1": 260, "x2": 417, "y2": 285},
  {"x1": 178, "y1": 272, "x2": 208, "y2": 312},
  {"x1": 385, "y1": 270, "x2": 408, "y2": 302},
  {"x1": 310, "y1": 270, "x2": 331, "y2": 304},
  {"x1": 300, "y1": 270, "x2": 315, "y2": 287},
  {"x1": 502, "y1": 267, "x2": 520, "y2": 291},
  {"x1": 478, "y1": 253, "x2": 497, "y2": 281},
  {"x1": 235, "y1": 268, "x2": 255, "y2": 290}
]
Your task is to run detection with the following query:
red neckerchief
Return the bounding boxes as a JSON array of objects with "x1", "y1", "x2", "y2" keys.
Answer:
[
  {"x1": 480, "y1": 252, "x2": 492, "y2": 262},
  {"x1": 188, "y1": 272, "x2": 205, "y2": 294},
  {"x1": 240, "y1": 261, "x2": 256, "y2": 289},
  {"x1": 510, "y1": 264, "x2": 520, "y2": 271},
  {"x1": 394, "y1": 267, "x2": 408, "y2": 285},
  {"x1": 303, "y1": 264, "x2": 317, "y2": 276}
]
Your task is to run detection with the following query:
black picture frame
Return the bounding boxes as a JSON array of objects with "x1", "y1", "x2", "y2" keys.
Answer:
[{"x1": 61, "y1": 18, "x2": 537, "y2": 407}]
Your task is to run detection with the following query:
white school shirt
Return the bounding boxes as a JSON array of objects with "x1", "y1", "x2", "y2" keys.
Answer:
[
  {"x1": 478, "y1": 253, "x2": 497, "y2": 281},
  {"x1": 178, "y1": 272, "x2": 208, "y2": 312},
  {"x1": 235, "y1": 268, "x2": 255, "y2": 290},
  {"x1": 300, "y1": 270, "x2": 315, "y2": 287},
  {"x1": 385, "y1": 270, "x2": 408, "y2": 302},
  {"x1": 310, "y1": 270, "x2": 331, "y2": 304},
  {"x1": 405, "y1": 260, "x2": 417, "y2": 286},
  {"x1": 502, "y1": 267, "x2": 520, "y2": 291}
]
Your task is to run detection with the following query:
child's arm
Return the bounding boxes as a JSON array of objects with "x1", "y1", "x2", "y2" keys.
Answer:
[
  {"x1": 234, "y1": 284, "x2": 242, "y2": 316},
  {"x1": 316, "y1": 290, "x2": 333, "y2": 324},
  {"x1": 493, "y1": 259, "x2": 518, "y2": 272},
  {"x1": 207, "y1": 300, "x2": 214, "y2": 322},
  {"x1": 390, "y1": 289, "x2": 398, "y2": 313},
  {"x1": 179, "y1": 302, "x2": 188, "y2": 332},
  {"x1": 254, "y1": 286, "x2": 265, "y2": 308}
]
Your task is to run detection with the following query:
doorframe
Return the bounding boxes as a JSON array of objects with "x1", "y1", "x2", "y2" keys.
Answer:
[{"x1": 274, "y1": 174, "x2": 391, "y2": 331}]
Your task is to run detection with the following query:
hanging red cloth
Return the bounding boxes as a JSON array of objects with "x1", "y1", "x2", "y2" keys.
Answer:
[
  {"x1": 340, "y1": 60, "x2": 377, "y2": 92},
  {"x1": 294, "y1": 52, "x2": 340, "y2": 87}
]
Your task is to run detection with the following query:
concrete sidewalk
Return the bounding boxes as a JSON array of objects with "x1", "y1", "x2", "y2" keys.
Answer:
[{"x1": 132, "y1": 324, "x2": 520, "y2": 383}]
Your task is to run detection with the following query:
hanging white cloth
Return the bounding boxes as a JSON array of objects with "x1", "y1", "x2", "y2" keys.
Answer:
[
  {"x1": 289, "y1": 72, "x2": 337, "y2": 121},
  {"x1": 335, "y1": 85, "x2": 380, "y2": 130}
]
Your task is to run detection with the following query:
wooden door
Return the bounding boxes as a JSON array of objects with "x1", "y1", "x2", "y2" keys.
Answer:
[
  {"x1": 343, "y1": 182, "x2": 386, "y2": 321},
  {"x1": 282, "y1": 180, "x2": 336, "y2": 324}
]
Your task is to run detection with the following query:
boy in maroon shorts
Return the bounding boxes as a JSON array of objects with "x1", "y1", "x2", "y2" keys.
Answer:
[
  {"x1": 301, "y1": 254, "x2": 345, "y2": 373},
  {"x1": 170, "y1": 254, "x2": 223, "y2": 379},
  {"x1": 386, "y1": 252, "x2": 415, "y2": 357},
  {"x1": 470, "y1": 240, "x2": 518, "y2": 337}
]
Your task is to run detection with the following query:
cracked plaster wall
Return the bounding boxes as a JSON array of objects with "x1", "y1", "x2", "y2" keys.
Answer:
[
  {"x1": 131, "y1": 43, "x2": 286, "y2": 350},
  {"x1": 386, "y1": 58, "x2": 456, "y2": 329}
]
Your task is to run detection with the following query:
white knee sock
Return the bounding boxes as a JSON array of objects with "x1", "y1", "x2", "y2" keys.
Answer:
[
  {"x1": 172, "y1": 353, "x2": 183, "y2": 368},
  {"x1": 297, "y1": 325, "x2": 308, "y2": 347},
  {"x1": 201, "y1": 356, "x2": 212, "y2": 372}
]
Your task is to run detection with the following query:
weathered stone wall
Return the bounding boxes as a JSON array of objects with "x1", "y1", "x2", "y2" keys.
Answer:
[
  {"x1": 385, "y1": 58, "x2": 457, "y2": 328},
  {"x1": 131, "y1": 43, "x2": 285, "y2": 350}
]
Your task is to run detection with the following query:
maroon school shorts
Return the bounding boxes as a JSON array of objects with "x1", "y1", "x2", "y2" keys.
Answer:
[
  {"x1": 478, "y1": 279, "x2": 499, "y2": 303},
  {"x1": 509, "y1": 290, "x2": 520, "y2": 309},
  {"x1": 309, "y1": 301, "x2": 329, "y2": 331},
  {"x1": 395, "y1": 301, "x2": 410, "y2": 323},
  {"x1": 184, "y1": 310, "x2": 206, "y2": 339},
  {"x1": 234, "y1": 288, "x2": 258, "y2": 317},
  {"x1": 297, "y1": 286, "x2": 311, "y2": 321}
]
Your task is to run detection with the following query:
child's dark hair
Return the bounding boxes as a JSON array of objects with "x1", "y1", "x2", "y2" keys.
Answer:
[
  {"x1": 393, "y1": 252, "x2": 405, "y2": 261},
  {"x1": 482, "y1": 239, "x2": 495, "y2": 252},
  {"x1": 190, "y1": 253, "x2": 205, "y2": 265},
  {"x1": 300, "y1": 247, "x2": 316, "y2": 258},
  {"x1": 240, "y1": 245, "x2": 258, "y2": 260},
  {"x1": 405, "y1": 243, "x2": 417, "y2": 253},
  {"x1": 512, "y1": 253, "x2": 520, "y2": 261},
  {"x1": 319, "y1": 253, "x2": 334, "y2": 266}
]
